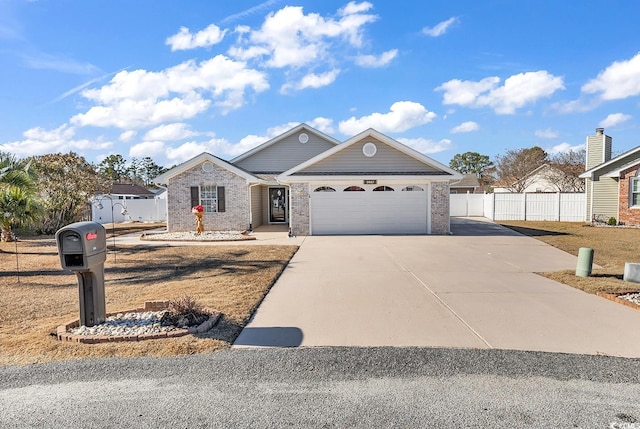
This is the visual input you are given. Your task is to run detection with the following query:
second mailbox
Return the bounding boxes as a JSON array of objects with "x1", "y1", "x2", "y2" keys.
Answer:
[{"x1": 56, "y1": 221, "x2": 107, "y2": 271}]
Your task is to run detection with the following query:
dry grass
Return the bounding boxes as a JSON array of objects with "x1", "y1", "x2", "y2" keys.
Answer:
[
  {"x1": 499, "y1": 221, "x2": 640, "y2": 295},
  {"x1": 0, "y1": 234, "x2": 297, "y2": 366}
]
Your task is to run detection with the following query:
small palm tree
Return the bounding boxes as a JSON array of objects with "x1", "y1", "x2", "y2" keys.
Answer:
[
  {"x1": 0, "y1": 187, "x2": 41, "y2": 242},
  {"x1": 0, "y1": 152, "x2": 35, "y2": 192}
]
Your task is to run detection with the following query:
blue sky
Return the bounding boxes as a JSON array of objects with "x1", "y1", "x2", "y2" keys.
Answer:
[{"x1": 1, "y1": 0, "x2": 640, "y2": 168}]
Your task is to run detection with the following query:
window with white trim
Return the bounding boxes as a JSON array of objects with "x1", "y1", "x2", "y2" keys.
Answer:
[
  {"x1": 200, "y1": 185, "x2": 218, "y2": 213},
  {"x1": 632, "y1": 177, "x2": 640, "y2": 207}
]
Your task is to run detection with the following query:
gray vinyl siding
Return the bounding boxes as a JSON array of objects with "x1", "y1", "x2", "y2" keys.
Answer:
[
  {"x1": 591, "y1": 176, "x2": 619, "y2": 220},
  {"x1": 298, "y1": 137, "x2": 443, "y2": 174},
  {"x1": 234, "y1": 132, "x2": 337, "y2": 173},
  {"x1": 586, "y1": 134, "x2": 612, "y2": 169},
  {"x1": 250, "y1": 185, "x2": 263, "y2": 228}
]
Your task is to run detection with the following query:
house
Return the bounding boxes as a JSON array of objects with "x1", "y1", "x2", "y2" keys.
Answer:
[
  {"x1": 449, "y1": 174, "x2": 480, "y2": 194},
  {"x1": 153, "y1": 124, "x2": 462, "y2": 235},
  {"x1": 492, "y1": 164, "x2": 566, "y2": 193},
  {"x1": 92, "y1": 183, "x2": 166, "y2": 223},
  {"x1": 580, "y1": 128, "x2": 640, "y2": 225}
]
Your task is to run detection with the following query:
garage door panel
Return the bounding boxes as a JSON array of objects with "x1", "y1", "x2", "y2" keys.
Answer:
[{"x1": 311, "y1": 186, "x2": 428, "y2": 235}]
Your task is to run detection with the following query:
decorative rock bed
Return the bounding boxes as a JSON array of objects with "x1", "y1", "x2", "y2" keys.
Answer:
[
  {"x1": 597, "y1": 291, "x2": 640, "y2": 311},
  {"x1": 140, "y1": 231, "x2": 255, "y2": 242},
  {"x1": 57, "y1": 301, "x2": 221, "y2": 344}
]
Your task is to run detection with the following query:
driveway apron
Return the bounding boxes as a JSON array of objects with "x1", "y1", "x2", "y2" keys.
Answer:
[{"x1": 234, "y1": 217, "x2": 640, "y2": 357}]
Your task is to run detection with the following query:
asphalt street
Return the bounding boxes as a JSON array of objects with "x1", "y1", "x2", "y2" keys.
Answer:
[{"x1": 2, "y1": 347, "x2": 640, "y2": 428}]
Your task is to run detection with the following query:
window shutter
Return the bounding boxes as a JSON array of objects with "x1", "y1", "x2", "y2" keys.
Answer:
[
  {"x1": 191, "y1": 187, "x2": 199, "y2": 208},
  {"x1": 630, "y1": 178, "x2": 635, "y2": 208},
  {"x1": 217, "y1": 186, "x2": 226, "y2": 212}
]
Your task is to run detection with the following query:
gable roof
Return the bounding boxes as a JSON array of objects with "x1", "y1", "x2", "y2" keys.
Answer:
[
  {"x1": 153, "y1": 152, "x2": 263, "y2": 185},
  {"x1": 108, "y1": 183, "x2": 155, "y2": 196},
  {"x1": 230, "y1": 123, "x2": 341, "y2": 164},
  {"x1": 580, "y1": 145, "x2": 640, "y2": 179},
  {"x1": 277, "y1": 128, "x2": 462, "y2": 182}
]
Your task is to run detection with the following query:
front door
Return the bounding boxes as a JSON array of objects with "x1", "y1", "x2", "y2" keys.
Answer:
[{"x1": 269, "y1": 187, "x2": 287, "y2": 223}]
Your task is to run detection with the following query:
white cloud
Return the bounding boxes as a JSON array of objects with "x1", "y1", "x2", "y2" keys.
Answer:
[
  {"x1": 308, "y1": 117, "x2": 335, "y2": 134},
  {"x1": 143, "y1": 123, "x2": 199, "y2": 141},
  {"x1": 354, "y1": 49, "x2": 398, "y2": 68},
  {"x1": 547, "y1": 142, "x2": 585, "y2": 154},
  {"x1": 436, "y1": 71, "x2": 564, "y2": 114},
  {"x1": 599, "y1": 113, "x2": 632, "y2": 128},
  {"x1": 161, "y1": 134, "x2": 268, "y2": 163},
  {"x1": 422, "y1": 17, "x2": 458, "y2": 37},
  {"x1": 70, "y1": 55, "x2": 269, "y2": 128},
  {"x1": 221, "y1": 0, "x2": 283, "y2": 25},
  {"x1": 450, "y1": 121, "x2": 479, "y2": 134},
  {"x1": 582, "y1": 52, "x2": 640, "y2": 100},
  {"x1": 165, "y1": 141, "x2": 212, "y2": 163},
  {"x1": 338, "y1": 101, "x2": 436, "y2": 135},
  {"x1": 0, "y1": 124, "x2": 111, "y2": 157},
  {"x1": 129, "y1": 141, "x2": 165, "y2": 158},
  {"x1": 230, "y1": 3, "x2": 377, "y2": 68},
  {"x1": 339, "y1": 1, "x2": 373, "y2": 15},
  {"x1": 281, "y1": 69, "x2": 340, "y2": 93},
  {"x1": 166, "y1": 24, "x2": 227, "y2": 51},
  {"x1": 397, "y1": 137, "x2": 452, "y2": 154},
  {"x1": 72, "y1": 93, "x2": 212, "y2": 129},
  {"x1": 551, "y1": 97, "x2": 599, "y2": 114},
  {"x1": 119, "y1": 130, "x2": 137, "y2": 142},
  {"x1": 534, "y1": 128, "x2": 560, "y2": 139}
]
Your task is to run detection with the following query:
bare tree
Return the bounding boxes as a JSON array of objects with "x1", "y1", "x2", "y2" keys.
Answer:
[
  {"x1": 493, "y1": 147, "x2": 548, "y2": 192},
  {"x1": 543, "y1": 149, "x2": 586, "y2": 192}
]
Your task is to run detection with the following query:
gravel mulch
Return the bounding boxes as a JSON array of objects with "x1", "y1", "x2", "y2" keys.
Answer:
[{"x1": 141, "y1": 231, "x2": 255, "y2": 242}]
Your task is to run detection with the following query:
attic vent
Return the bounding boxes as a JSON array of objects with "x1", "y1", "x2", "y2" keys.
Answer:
[
  {"x1": 202, "y1": 162, "x2": 214, "y2": 173},
  {"x1": 298, "y1": 133, "x2": 309, "y2": 144},
  {"x1": 362, "y1": 142, "x2": 377, "y2": 157}
]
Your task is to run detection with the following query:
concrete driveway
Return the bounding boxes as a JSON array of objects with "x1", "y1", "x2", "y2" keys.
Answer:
[{"x1": 235, "y1": 217, "x2": 640, "y2": 357}]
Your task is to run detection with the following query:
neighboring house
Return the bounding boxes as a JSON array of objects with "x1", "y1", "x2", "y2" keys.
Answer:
[
  {"x1": 92, "y1": 183, "x2": 166, "y2": 223},
  {"x1": 580, "y1": 128, "x2": 640, "y2": 225},
  {"x1": 153, "y1": 124, "x2": 462, "y2": 235},
  {"x1": 492, "y1": 164, "x2": 565, "y2": 193},
  {"x1": 449, "y1": 174, "x2": 480, "y2": 194}
]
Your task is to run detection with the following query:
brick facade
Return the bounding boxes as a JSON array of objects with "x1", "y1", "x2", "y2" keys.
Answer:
[
  {"x1": 618, "y1": 164, "x2": 640, "y2": 226},
  {"x1": 166, "y1": 161, "x2": 249, "y2": 232},
  {"x1": 290, "y1": 183, "x2": 310, "y2": 236},
  {"x1": 430, "y1": 181, "x2": 450, "y2": 234}
]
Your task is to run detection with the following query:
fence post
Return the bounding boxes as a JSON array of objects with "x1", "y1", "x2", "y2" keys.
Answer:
[
  {"x1": 466, "y1": 191, "x2": 470, "y2": 217},
  {"x1": 522, "y1": 193, "x2": 527, "y2": 221},
  {"x1": 557, "y1": 192, "x2": 561, "y2": 221}
]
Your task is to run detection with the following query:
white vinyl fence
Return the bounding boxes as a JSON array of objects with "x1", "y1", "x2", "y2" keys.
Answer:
[
  {"x1": 92, "y1": 198, "x2": 167, "y2": 224},
  {"x1": 450, "y1": 192, "x2": 586, "y2": 222}
]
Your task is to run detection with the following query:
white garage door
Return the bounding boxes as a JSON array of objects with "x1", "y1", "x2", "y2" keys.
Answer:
[{"x1": 310, "y1": 184, "x2": 428, "y2": 235}]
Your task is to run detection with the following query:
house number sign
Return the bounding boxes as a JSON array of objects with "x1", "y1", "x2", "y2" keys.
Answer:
[{"x1": 363, "y1": 180, "x2": 377, "y2": 184}]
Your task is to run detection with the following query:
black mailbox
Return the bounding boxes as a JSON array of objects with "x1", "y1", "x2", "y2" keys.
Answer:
[
  {"x1": 56, "y1": 222, "x2": 107, "y2": 271},
  {"x1": 55, "y1": 221, "x2": 107, "y2": 327}
]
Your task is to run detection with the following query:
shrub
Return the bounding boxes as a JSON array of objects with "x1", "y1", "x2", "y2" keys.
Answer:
[
  {"x1": 607, "y1": 217, "x2": 617, "y2": 226},
  {"x1": 161, "y1": 295, "x2": 210, "y2": 328}
]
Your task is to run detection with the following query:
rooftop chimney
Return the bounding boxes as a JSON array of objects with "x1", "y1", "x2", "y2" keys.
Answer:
[{"x1": 586, "y1": 128, "x2": 612, "y2": 169}]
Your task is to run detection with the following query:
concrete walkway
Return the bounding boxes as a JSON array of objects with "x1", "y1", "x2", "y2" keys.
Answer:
[{"x1": 235, "y1": 217, "x2": 640, "y2": 357}]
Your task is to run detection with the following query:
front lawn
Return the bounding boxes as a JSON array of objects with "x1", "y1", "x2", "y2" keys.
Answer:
[
  {"x1": 499, "y1": 221, "x2": 640, "y2": 295},
  {"x1": 0, "y1": 235, "x2": 297, "y2": 366}
]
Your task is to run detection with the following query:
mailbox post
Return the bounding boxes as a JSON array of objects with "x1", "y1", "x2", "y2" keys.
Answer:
[{"x1": 56, "y1": 221, "x2": 107, "y2": 327}]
